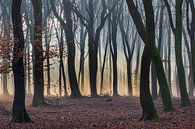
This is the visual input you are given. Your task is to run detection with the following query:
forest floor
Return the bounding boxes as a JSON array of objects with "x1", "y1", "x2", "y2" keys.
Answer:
[{"x1": 0, "y1": 96, "x2": 194, "y2": 129}]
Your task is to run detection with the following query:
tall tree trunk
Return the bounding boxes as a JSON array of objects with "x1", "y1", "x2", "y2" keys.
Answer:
[
  {"x1": 111, "y1": 6, "x2": 118, "y2": 96},
  {"x1": 58, "y1": 29, "x2": 64, "y2": 97},
  {"x1": 1, "y1": 12, "x2": 10, "y2": 96},
  {"x1": 63, "y1": 0, "x2": 81, "y2": 98},
  {"x1": 119, "y1": 16, "x2": 136, "y2": 96},
  {"x1": 183, "y1": 29, "x2": 194, "y2": 96},
  {"x1": 134, "y1": 38, "x2": 141, "y2": 86},
  {"x1": 167, "y1": 27, "x2": 172, "y2": 95},
  {"x1": 50, "y1": 0, "x2": 81, "y2": 98},
  {"x1": 78, "y1": 24, "x2": 86, "y2": 94},
  {"x1": 77, "y1": 0, "x2": 86, "y2": 94},
  {"x1": 45, "y1": 24, "x2": 51, "y2": 96},
  {"x1": 152, "y1": 4, "x2": 165, "y2": 99},
  {"x1": 126, "y1": 0, "x2": 173, "y2": 111},
  {"x1": 43, "y1": 0, "x2": 51, "y2": 96},
  {"x1": 100, "y1": 35, "x2": 109, "y2": 94},
  {"x1": 174, "y1": 0, "x2": 190, "y2": 106},
  {"x1": 163, "y1": 0, "x2": 191, "y2": 106},
  {"x1": 187, "y1": 0, "x2": 195, "y2": 90},
  {"x1": 2, "y1": 49, "x2": 9, "y2": 96},
  {"x1": 60, "y1": 31, "x2": 67, "y2": 96},
  {"x1": 32, "y1": 0, "x2": 45, "y2": 107},
  {"x1": 140, "y1": 0, "x2": 160, "y2": 120},
  {"x1": 140, "y1": 47, "x2": 159, "y2": 120},
  {"x1": 88, "y1": 0, "x2": 98, "y2": 97},
  {"x1": 11, "y1": 0, "x2": 31, "y2": 122}
]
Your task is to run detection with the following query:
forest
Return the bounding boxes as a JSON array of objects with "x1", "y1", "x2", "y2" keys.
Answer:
[{"x1": 0, "y1": 0, "x2": 195, "y2": 128}]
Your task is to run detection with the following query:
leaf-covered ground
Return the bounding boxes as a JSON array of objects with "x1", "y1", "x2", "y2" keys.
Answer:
[{"x1": 0, "y1": 96, "x2": 194, "y2": 129}]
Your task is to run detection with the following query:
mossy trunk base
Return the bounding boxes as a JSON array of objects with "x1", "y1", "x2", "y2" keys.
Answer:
[
  {"x1": 11, "y1": 109, "x2": 32, "y2": 123},
  {"x1": 32, "y1": 98, "x2": 46, "y2": 107},
  {"x1": 140, "y1": 111, "x2": 160, "y2": 121},
  {"x1": 181, "y1": 100, "x2": 191, "y2": 107}
]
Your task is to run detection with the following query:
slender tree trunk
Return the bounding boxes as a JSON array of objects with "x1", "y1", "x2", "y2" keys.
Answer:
[
  {"x1": 43, "y1": 0, "x2": 51, "y2": 96},
  {"x1": 174, "y1": 0, "x2": 190, "y2": 106},
  {"x1": 134, "y1": 38, "x2": 141, "y2": 86},
  {"x1": 188, "y1": 0, "x2": 195, "y2": 90},
  {"x1": 152, "y1": 4, "x2": 164, "y2": 99},
  {"x1": 111, "y1": 8, "x2": 118, "y2": 96},
  {"x1": 100, "y1": 36, "x2": 109, "y2": 94},
  {"x1": 109, "y1": 52, "x2": 112, "y2": 94},
  {"x1": 183, "y1": 30, "x2": 194, "y2": 96},
  {"x1": 78, "y1": 25, "x2": 86, "y2": 94},
  {"x1": 60, "y1": 32, "x2": 67, "y2": 96},
  {"x1": 45, "y1": 27, "x2": 51, "y2": 96},
  {"x1": 167, "y1": 27, "x2": 172, "y2": 95},
  {"x1": 2, "y1": 57, "x2": 9, "y2": 96},
  {"x1": 1, "y1": 14, "x2": 10, "y2": 96},
  {"x1": 58, "y1": 29, "x2": 64, "y2": 97}
]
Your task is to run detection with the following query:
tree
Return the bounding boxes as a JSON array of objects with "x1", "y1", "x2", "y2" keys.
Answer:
[
  {"x1": 167, "y1": 27, "x2": 172, "y2": 95},
  {"x1": 110, "y1": 0, "x2": 120, "y2": 96},
  {"x1": 74, "y1": 0, "x2": 117, "y2": 97},
  {"x1": 43, "y1": 0, "x2": 52, "y2": 96},
  {"x1": 126, "y1": 0, "x2": 173, "y2": 120},
  {"x1": 50, "y1": 0, "x2": 82, "y2": 98},
  {"x1": 163, "y1": 0, "x2": 191, "y2": 106},
  {"x1": 77, "y1": 1, "x2": 87, "y2": 94},
  {"x1": 140, "y1": 0, "x2": 160, "y2": 120},
  {"x1": 186, "y1": 0, "x2": 195, "y2": 90},
  {"x1": 0, "y1": 0, "x2": 11, "y2": 96},
  {"x1": 63, "y1": 0, "x2": 81, "y2": 97},
  {"x1": 151, "y1": 2, "x2": 165, "y2": 99},
  {"x1": 32, "y1": 0, "x2": 45, "y2": 107},
  {"x1": 100, "y1": 33, "x2": 109, "y2": 94},
  {"x1": 23, "y1": 0, "x2": 33, "y2": 95},
  {"x1": 11, "y1": 0, "x2": 31, "y2": 122},
  {"x1": 119, "y1": 14, "x2": 136, "y2": 96},
  {"x1": 183, "y1": 29, "x2": 194, "y2": 96}
]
